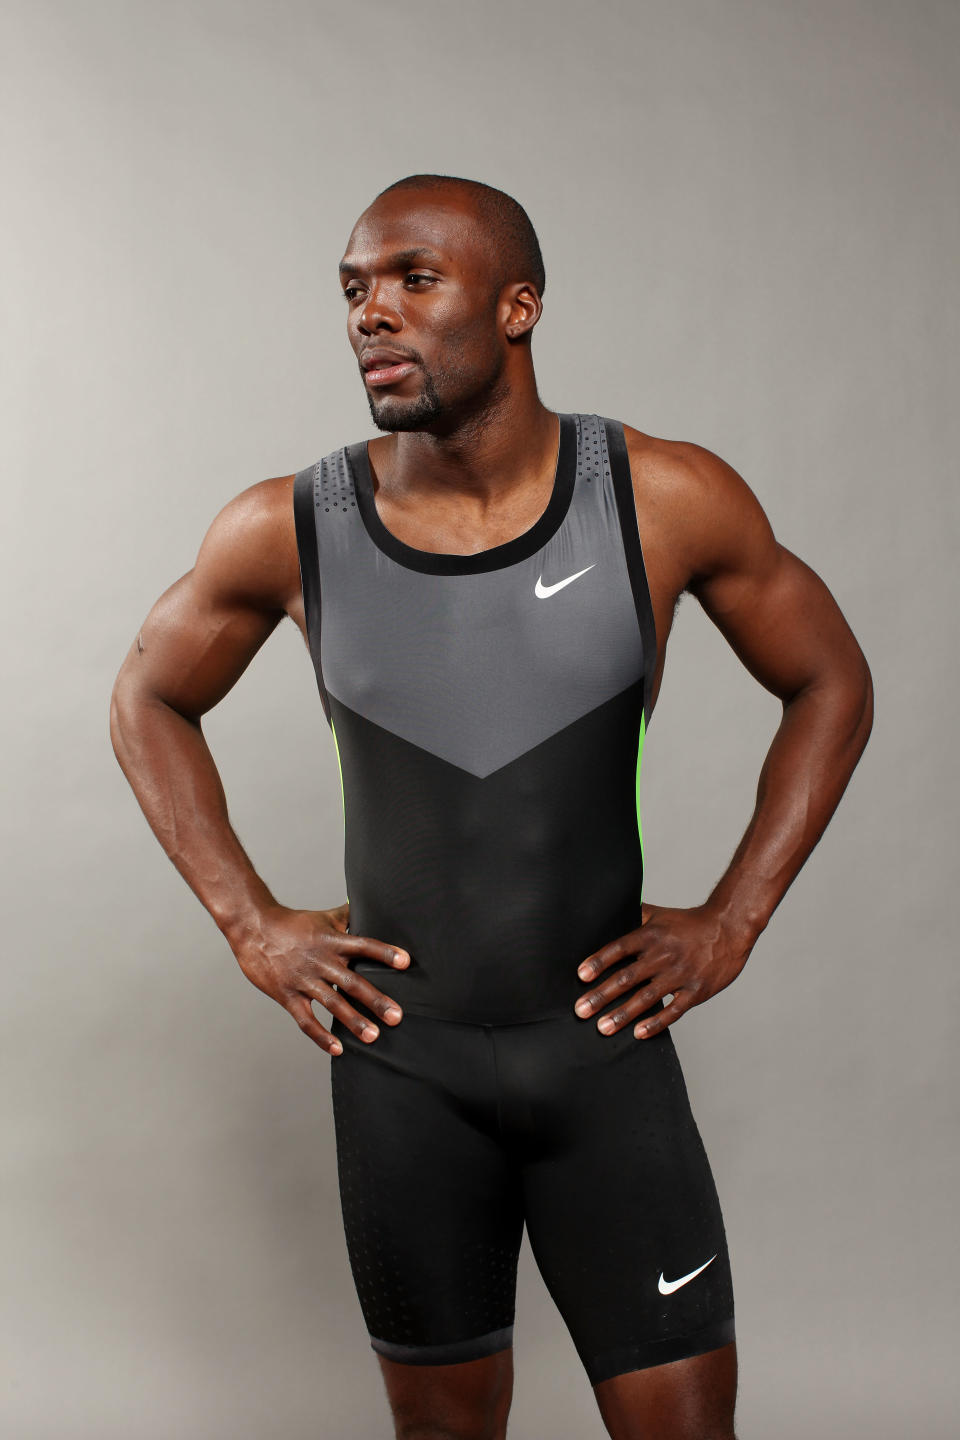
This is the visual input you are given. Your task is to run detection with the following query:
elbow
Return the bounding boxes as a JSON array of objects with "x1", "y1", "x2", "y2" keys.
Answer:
[
  {"x1": 109, "y1": 663, "x2": 188, "y2": 769},
  {"x1": 834, "y1": 644, "x2": 874, "y2": 763},
  {"x1": 110, "y1": 659, "x2": 149, "y2": 766},
  {"x1": 789, "y1": 642, "x2": 874, "y2": 759},
  {"x1": 858, "y1": 654, "x2": 874, "y2": 750},
  {"x1": 109, "y1": 666, "x2": 131, "y2": 764}
]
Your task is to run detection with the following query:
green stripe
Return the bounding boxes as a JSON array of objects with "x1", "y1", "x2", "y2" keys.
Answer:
[
  {"x1": 635, "y1": 710, "x2": 646, "y2": 873},
  {"x1": 330, "y1": 719, "x2": 349, "y2": 913},
  {"x1": 330, "y1": 717, "x2": 346, "y2": 814}
]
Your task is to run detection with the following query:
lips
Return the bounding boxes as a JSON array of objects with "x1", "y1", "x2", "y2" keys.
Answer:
[
  {"x1": 361, "y1": 348, "x2": 413, "y2": 371},
  {"x1": 360, "y1": 348, "x2": 418, "y2": 387}
]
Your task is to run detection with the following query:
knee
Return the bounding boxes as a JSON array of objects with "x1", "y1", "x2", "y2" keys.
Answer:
[
  {"x1": 395, "y1": 1427, "x2": 504, "y2": 1440},
  {"x1": 384, "y1": 1347, "x2": 513, "y2": 1440},
  {"x1": 664, "y1": 1424, "x2": 736, "y2": 1440},
  {"x1": 628, "y1": 1430, "x2": 733, "y2": 1440},
  {"x1": 673, "y1": 1430, "x2": 736, "y2": 1440}
]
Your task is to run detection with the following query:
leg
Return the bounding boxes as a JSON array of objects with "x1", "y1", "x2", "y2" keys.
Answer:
[
  {"x1": 376, "y1": 1347, "x2": 515, "y2": 1440},
  {"x1": 329, "y1": 1010, "x2": 524, "y2": 1440},
  {"x1": 494, "y1": 1011, "x2": 736, "y2": 1434},
  {"x1": 593, "y1": 1341, "x2": 738, "y2": 1440}
]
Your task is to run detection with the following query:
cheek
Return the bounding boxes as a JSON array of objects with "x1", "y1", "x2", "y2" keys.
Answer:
[{"x1": 432, "y1": 312, "x2": 499, "y2": 380}]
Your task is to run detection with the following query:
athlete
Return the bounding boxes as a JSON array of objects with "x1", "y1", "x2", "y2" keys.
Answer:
[{"x1": 110, "y1": 174, "x2": 873, "y2": 1440}]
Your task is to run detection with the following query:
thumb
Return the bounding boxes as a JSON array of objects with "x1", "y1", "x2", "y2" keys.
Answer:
[{"x1": 327, "y1": 901, "x2": 350, "y2": 933}]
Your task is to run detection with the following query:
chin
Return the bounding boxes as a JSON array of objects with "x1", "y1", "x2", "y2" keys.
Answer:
[{"x1": 367, "y1": 391, "x2": 445, "y2": 433}]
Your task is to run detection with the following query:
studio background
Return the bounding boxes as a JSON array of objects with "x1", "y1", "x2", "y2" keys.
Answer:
[{"x1": 2, "y1": 2, "x2": 957, "y2": 1436}]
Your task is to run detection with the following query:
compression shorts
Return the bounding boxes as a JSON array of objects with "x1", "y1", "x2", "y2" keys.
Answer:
[{"x1": 329, "y1": 999, "x2": 735, "y2": 1385}]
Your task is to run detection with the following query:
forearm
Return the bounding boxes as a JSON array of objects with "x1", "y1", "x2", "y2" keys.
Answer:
[
  {"x1": 110, "y1": 679, "x2": 278, "y2": 943},
  {"x1": 705, "y1": 664, "x2": 874, "y2": 941}
]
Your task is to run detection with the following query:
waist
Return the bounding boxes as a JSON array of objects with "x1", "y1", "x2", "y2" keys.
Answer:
[{"x1": 345, "y1": 888, "x2": 645, "y2": 1025}]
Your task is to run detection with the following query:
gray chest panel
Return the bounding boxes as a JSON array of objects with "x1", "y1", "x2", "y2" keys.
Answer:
[{"x1": 300, "y1": 414, "x2": 646, "y2": 779}]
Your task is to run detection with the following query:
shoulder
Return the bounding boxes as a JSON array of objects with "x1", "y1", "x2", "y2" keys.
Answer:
[
  {"x1": 620, "y1": 421, "x2": 778, "y2": 590},
  {"x1": 620, "y1": 422, "x2": 763, "y2": 529},
  {"x1": 194, "y1": 472, "x2": 301, "y2": 612}
]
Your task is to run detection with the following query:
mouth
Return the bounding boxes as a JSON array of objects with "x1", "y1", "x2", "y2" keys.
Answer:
[
  {"x1": 360, "y1": 350, "x2": 418, "y2": 388},
  {"x1": 364, "y1": 360, "x2": 416, "y2": 388}
]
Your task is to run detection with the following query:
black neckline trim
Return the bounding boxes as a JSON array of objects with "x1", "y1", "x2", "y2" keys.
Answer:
[{"x1": 346, "y1": 412, "x2": 578, "y2": 575}]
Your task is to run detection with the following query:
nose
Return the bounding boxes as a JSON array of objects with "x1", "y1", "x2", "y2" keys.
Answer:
[{"x1": 356, "y1": 282, "x2": 401, "y2": 336}]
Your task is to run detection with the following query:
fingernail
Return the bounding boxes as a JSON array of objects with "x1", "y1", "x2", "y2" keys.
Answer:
[
  {"x1": 394, "y1": 951, "x2": 409, "y2": 964},
  {"x1": 385, "y1": 1006, "x2": 402, "y2": 1023},
  {"x1": 578, "y1": 965, "x2": 591, "y2": 980},
  {"x1": 362, "y1": 1025, "x2": 379, "y2": 1041},
  {"x1": 598, "y1": 1017, "x2": 615, "y2": 1034},
  {"x1": 636, "y1": 1025, "x2": 648, "y2": 1038},
  {"x1": 331, "y1": 1041, "x2": 343, "y2": 1055},
  {"x1": 575, "y1": 999, "x2": 591, "y2": 1016}
]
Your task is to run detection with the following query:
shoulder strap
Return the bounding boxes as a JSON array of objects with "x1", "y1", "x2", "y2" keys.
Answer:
[
  {"x1": 602, "y1": 419, "x2": 658, "y2": 727},
  {"x1": 292, "y1": 464, "x2": 331, "y2": 724}
]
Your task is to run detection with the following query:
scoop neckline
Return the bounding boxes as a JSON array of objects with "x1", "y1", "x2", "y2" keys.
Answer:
[{"x1": 346, "y1": 412, "x2": 578, "y2": 576}]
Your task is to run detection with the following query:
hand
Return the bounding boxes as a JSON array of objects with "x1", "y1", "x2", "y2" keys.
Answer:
[
  {"x1": 227, "y1": 901, "x2": 410, "y2": 1056},
  {"x1": 573, "y1": 901, "x2": 755, "y2": 1039}
]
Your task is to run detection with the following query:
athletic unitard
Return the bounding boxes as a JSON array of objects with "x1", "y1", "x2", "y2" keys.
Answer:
[{"x1": 293, "y1": 413, "x2": 734, "y2": 1383}]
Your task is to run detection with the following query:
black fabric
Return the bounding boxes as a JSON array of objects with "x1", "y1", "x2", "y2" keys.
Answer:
[
  {"x1": 604, "y1": 419, "x2": 659, "y2": 728},
  {"x1": 301, "y1": 411, "x2": 733, "y2": 1386},
  {"x1": 292, "y1": 466, "x2": 330, "y2": 724},
  {"x1": 370, "y1": 1325, "x2": 515, "y2": 1367},
  {"x1": 329, "y1": 1006, "x2": 735, "y2": 1382},
  {"x1": 331, "y1": 677, "x2": 646, "y2": 1024}
]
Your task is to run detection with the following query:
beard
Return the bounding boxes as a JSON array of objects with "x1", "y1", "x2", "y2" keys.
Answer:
[
  {"x1": 366, "y1": 366, "x2": 446, "y2": 433},
  {"x1": 365, "y1": 339, "x2": 505, "y2": 435}
]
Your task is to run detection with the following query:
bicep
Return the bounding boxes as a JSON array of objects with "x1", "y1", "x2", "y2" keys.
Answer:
[
  {"x1": 693, "y1": 542, "x2": 865, "y2": 702},
  {"x1": 681, "y1": 453, "x2": 867, "y2": 702},
  {"x1": 124, "y1": 571, "x2": 282, "y2": 719},
  {"x1": 117, "y1": 481, "x2": 295, "y2": 719}
]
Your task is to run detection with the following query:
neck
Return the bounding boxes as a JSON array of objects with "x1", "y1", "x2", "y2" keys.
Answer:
[{"x1": 369, "y1": 368, "x2": 557, "y2": 504}]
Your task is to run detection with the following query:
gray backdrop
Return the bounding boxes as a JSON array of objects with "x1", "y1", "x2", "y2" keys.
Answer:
[{"x1": 3, "y1": 2, "x2": 957, "y2": 1436}]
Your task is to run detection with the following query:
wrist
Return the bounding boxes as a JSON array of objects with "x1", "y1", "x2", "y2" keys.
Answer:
[
  {"x1": 214, "y1": 885, "x2": 282, "y2": 952},
  {"x1": 702, "y1": 882, "x2": 775, "y2": 949}
]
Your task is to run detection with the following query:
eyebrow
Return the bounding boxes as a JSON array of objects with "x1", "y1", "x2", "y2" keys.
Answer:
[{"x1": 338, "y1": 247, "x2": 446, "y2": 276}]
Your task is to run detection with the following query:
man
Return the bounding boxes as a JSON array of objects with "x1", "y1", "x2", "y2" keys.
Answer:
[{"x1": 110, "y1": 173, "x2": 873, "y2": 1440}]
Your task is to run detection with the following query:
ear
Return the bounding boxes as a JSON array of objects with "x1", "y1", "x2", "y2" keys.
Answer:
[{"x1": 499, "y1": 282, "x2": 542, "y2": 341}]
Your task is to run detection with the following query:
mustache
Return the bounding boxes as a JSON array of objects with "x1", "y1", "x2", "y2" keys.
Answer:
[{"x1": 359, "y1": 346, "x2": 424, "y2": 368}]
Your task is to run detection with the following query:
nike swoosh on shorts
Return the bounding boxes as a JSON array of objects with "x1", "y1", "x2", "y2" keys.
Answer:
[{"x1": 657, "y1": 1255, "x2": 717, "y2": 1295}]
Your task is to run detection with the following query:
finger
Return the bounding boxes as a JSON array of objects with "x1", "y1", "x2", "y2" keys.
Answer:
[
  {"x1": 338, "y1": 933, "x2": 411, "y2": 968},
  {"x1": 634, "y1": 992, "x2": 692, "y2": 1039},
  {"x1": 327, "y1": 901, "x2": 350, "y2": 933},
  {"x1": 593, "y1": 985, "x2": 665, "y2": 1034},
  {"x1": 573, "y1": 960, "x2": 652, "y2": 1017},
  {"x1": 577, "y1": 930, "x2": 646, "y2": 983},
  {"x1": 316, "y1": 964, "x2": 405, "y2": 1026},
  {"x1": 309, "y1": 981, "x2": 390, "y2": 1044},
  {"x1": 288, "y1": 997, "x2": 343, "y2": 1056}
]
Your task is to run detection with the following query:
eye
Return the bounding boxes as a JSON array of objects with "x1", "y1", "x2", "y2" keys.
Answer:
[
  {"x1": 342, "y1": 284, "x2": 362, "y2": 301},
  {"x1": 405, "y1": 272, "x2": 436, "y2": 286}
]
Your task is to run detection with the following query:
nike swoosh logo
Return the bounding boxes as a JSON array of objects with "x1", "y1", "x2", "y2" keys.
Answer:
[
  {"x1": 658, "y1": 1255, "x2": 717, "y2": 1295},
  {"x1": 535, "y1": 564, "x2": 595, "y2": 598}
]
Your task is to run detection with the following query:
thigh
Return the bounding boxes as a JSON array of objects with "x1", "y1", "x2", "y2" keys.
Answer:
[
  {"x1": 329, "y1": 1010, "x2": 525, "y2": 1367},
  {"x1": 508, "y1": 1015, "x2": 735, "y2": 1387}
]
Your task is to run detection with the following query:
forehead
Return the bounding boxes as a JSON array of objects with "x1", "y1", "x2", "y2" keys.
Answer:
[{"x1": 339, "y1": 193, "x2": 492, "y2": 275}]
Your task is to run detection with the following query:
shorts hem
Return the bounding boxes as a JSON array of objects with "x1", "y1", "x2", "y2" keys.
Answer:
[
  {"x1": 369, "y1": 1324, "x2": 514, "y2": 1367},
  {"x1": 584, "y1": 1314, "x2": 736, "y2": 1386}
]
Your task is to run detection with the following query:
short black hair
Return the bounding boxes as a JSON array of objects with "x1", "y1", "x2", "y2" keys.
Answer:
[{"x1": 374, "y1": 173, "x2": 546, "y2": 298}]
